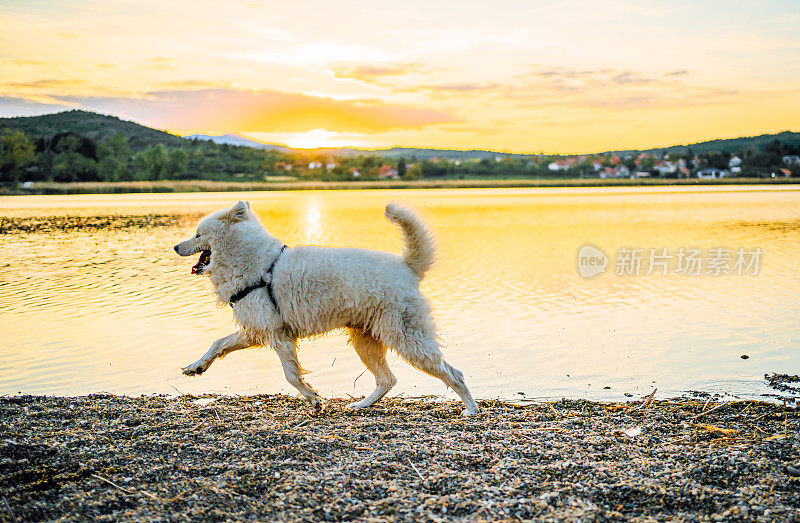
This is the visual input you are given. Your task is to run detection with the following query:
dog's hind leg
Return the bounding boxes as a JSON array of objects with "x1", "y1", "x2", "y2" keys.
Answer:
[
  {"x1": 413, "y1": 356, "x2": 478, "y2": 417},
  {"x1": 400, "y1": 343, "x2": 478, "y2": 416},
  {"x1": 272, "y1": 337, "x2": 325, "y2": 413},
  {"x1": 183, "y1": 331, "x2": 252, "y2": 376},
  {"x1": 377, "y1": 299, "x2": 478, "y2": 416},
  {"x1": 346, "y1": 328, "x2": 397, "y2": 411},
  {"x1": 382, "y1": 315, "x2": 478, "y2": 416}
]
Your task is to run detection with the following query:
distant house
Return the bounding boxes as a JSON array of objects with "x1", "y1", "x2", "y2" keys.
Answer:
[
  {"x1": 634, "y1": 170, "x2": 650, "y2": 178},
  {"x1": 548, "y1": 160, "x2": 569, "y2": 171},
  {"x1": 349, "y1": 167, "x2": 360, "y2": 178},
  {"x1": 728, "y1": 156, "x2": 742, "y2": 174},
  {"x1": 653, "y1": 161, "x2": 677, "y2": 175},
  {"x1": 697, "y1": 168, "x2": 727, "y2": 179},
  {"x1": 599, "y1": 165, "x2": 630, "y2": 178},
  {"x1": 599, "y1": 167, "x2": 616, "y2": 179},
  {"x1": 591, "y1": 160, "x2": 603, "y2": 171},
  {"x1": 274, "y1": 162, "x2": 292, "y2": 171},
  {"x1": 308, "y1": 161, "x2": 322, "y2": 169},
  {"x1": 783, "y1": 155, "x2": 800, "y2": 166},
  {"x1": 326, "y1": 161, "x2": 339, "y2": 170},
  {"x1": 378, "y1": 165, "x2": 399, "y2": 179}
]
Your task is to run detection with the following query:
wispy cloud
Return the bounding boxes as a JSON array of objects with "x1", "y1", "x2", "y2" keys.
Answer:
[
  {"x1": 333, "y1": 64, "x2": 422, "y2": 81},
  {"x1": 7, "y1": 59, "x2": 48, "y2": 66},
  {"x1": 419, "y1": 83, "x2": 501, "y2": 92},
  {"x1": 143, "y1": 57, "x2": 176, "y2": 70},
  {"x1": 528, "y1": 67, "x2": 670, "y2": 87},
  {"x1": 535, "y1": 69, "x2": 612, "y2": 78},
  {"x1": 159, "y1": 80, "x2": 227, "y2": 89},
  {"x1": 2, "y1": 79, "x2": 87, "y2": 89},
  {"x1": 367, "y1": 65, "x2": 765, "y2": 115}
]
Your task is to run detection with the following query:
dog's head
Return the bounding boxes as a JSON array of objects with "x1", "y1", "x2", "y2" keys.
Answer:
[{"x1": 173, "y1": 200, "x2": 253, "y2": 275}]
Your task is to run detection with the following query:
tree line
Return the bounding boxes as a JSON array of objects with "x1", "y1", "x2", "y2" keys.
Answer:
[
  {"x1": 1, "y1": 128, "x2": 798, "y2": 186},
  {"x1": 0, "y1": 129, "x2": 299, "y2": 185},
  {"x1": 0, "y1": 129, "x2": 418, "y2": 185}
]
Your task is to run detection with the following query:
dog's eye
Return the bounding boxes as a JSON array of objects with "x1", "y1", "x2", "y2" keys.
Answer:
[{"x1": 196, "y1": 233, "x2": 201, "y2": 238}]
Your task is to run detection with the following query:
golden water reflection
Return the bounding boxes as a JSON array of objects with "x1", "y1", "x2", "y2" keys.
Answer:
[{"x1": 0, "y1": 186, "x2": 798, "y2": 401}]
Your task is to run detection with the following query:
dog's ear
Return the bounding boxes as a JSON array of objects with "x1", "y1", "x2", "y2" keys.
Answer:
[{"x1": 220, "y1": 201, "x2": 249, "y2": 224}]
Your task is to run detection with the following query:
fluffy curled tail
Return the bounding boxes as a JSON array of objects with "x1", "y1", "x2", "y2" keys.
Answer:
[{"x1": 385, "y1": 202, "x2": 435, "y2": 279}]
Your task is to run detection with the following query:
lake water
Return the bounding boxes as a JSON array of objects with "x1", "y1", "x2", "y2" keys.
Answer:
[{"x1": 1, "y1": 186, "x2": 798, "y2": 403}]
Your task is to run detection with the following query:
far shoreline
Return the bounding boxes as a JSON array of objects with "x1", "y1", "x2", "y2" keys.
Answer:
[{"x1": 2, "y1": 176, "x2": 799, "y2": 195}]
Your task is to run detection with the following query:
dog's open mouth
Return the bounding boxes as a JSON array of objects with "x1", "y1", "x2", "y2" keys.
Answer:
[{"x1": 191, "y1": 250, "x2": 211, "y2": 274}]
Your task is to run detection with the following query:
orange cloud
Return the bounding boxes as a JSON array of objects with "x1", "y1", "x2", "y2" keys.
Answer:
[{"x1": 55, "y1": 88, "x2": 459, "y2": 133}]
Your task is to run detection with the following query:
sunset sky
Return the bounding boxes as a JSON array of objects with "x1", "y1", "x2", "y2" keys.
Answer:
[{"x1": 1, "y1": 0, "x2": 799, "y2": 153}]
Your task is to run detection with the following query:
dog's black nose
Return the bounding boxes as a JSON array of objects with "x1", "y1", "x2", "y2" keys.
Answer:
[{"x1": 173, "y1": 245, "x2": 179, "y2": 253}]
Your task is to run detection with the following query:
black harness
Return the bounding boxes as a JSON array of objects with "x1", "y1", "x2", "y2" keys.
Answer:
[{"x1": 229, "y1": 245, "x2": 287, "y2": 311}]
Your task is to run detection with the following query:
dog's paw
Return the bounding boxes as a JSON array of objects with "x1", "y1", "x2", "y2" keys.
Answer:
[
  {"x1": 182, "y1": 363, "x2": 206, "y2": 376},
  {"x1": 461, "y1": 408, "x2": 478, "y2": 417},
  {"x1": 308, "y1": 398, "x2": 327, "y2": 416},
  {"x1": 345, "y1": 400, "x2": 368, "y2": 411}
]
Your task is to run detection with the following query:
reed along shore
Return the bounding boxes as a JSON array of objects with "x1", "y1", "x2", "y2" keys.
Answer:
[{"x1": 3, "y1": 177, "x2": 798, "y2": 195}]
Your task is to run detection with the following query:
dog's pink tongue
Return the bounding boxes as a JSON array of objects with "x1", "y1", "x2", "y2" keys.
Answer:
[{"x1": 191, "y1": 251, "x2": 210, "y2": 274}]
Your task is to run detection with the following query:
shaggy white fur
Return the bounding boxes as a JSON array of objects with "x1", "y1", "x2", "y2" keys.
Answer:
[{"x1": 174, "y1": 201, "x2": 478, "y2": 416}]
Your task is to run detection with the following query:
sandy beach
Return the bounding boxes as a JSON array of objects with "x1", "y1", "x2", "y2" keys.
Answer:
[{"x1": 1, "y1": 394, "x2": 798, "y2": 521}]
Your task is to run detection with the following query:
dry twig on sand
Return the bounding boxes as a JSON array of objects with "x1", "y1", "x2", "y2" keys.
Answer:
[
  {"x1": 692, "y1": 403, "x2": 722, "y2": 420},
  {"x1": 92, "y1": 474, "x2": 158, "y2": 500},
  {"x1": 694, "y1": 423, "x2": 737, "y2": 436},
  {"x1": 637, "y1": 388, "x2": 658, "y2": 410},
  {"x1": 406, "y1": 458, "x2": 427, "y2": 482}
]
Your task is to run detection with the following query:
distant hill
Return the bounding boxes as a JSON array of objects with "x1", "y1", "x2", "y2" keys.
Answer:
[
  {"x1": 0, "y1": 110, "x2": 186, "y2": 151},
  {"x1": 345, "y1": 147, "x2": 529, "y2": 160},
  {"x1": 282, "y1": 146, "x2": 531, "y2": 160},
  {"x1": 603, "y1": 131, "x2": 800, "y2": 157},
  {"x1": 282, "y1": 134, "x2": 800, "y2": 159},
  {"x1": 184, "y1": 133, "x2": 291, "y2": 152}
]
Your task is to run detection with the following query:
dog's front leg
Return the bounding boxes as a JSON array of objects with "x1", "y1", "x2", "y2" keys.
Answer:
[
  {"x1": 272, "y1": 337, "x2": 325, "y2": 413},
  {"x1": 182, "y1": 331, "x2": 252, "y2": 376}
]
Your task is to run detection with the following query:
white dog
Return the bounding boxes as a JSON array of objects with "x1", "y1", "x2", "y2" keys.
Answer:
[{"x1": 174, "y1": 201, "x2": 477, "y2": 416}]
